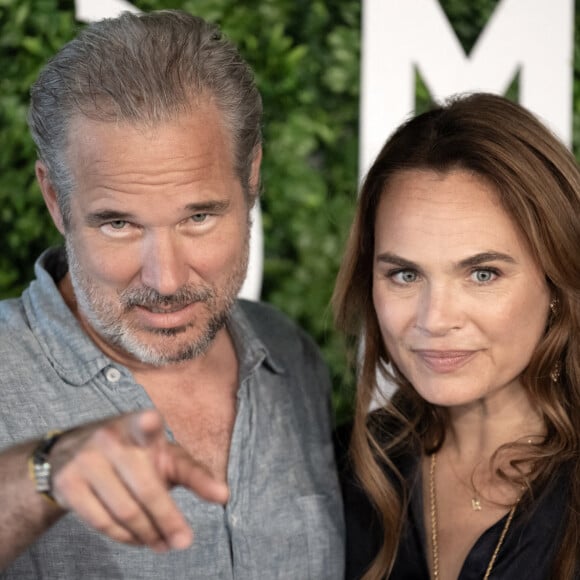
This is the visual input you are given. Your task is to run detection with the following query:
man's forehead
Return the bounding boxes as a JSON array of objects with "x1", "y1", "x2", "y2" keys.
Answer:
[{"x1": 66, "y1": 105, "x2": 236, "y2": 170}]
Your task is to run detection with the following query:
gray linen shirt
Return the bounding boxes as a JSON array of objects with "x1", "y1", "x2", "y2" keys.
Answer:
[{"x1": 0, "y1": 248, "x2": 344, "y2": 579}]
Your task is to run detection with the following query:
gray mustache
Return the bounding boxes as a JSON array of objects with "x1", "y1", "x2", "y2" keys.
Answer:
[{"x1": 121, "y1": 286, "x2": 213, "y2": 310}]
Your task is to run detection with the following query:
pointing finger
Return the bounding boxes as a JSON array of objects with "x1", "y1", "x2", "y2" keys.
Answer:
[{"x1": 128, "y1": 410, "x2": 165, "y2": 448}]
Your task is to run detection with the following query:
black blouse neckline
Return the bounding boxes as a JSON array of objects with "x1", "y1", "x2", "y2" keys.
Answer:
[{"x1": 336, "y1": 423, "x2": 570, "y2": 579}]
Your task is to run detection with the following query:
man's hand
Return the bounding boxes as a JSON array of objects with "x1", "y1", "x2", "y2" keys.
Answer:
[{"x1": 48, "y1": 410, "x2": 229, "y2": 552}]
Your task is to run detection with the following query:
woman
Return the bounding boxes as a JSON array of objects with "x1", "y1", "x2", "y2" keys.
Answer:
[{"x1": 333, "y1": 93, "x2": 580, "y2": 579}]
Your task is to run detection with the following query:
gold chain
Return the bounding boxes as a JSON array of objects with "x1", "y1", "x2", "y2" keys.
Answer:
[
  {"x1": 429, "y1": 453, "x2": 518, "y2": 580},
  {"x1": 444, "y1": 450, "x2": 483, "y2": 511},
  {"x1": 429, "y1": 453, "x2": 440, "y2": 579}
]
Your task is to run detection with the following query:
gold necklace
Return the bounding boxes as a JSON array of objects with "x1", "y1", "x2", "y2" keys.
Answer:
[
  {"x1": 445, "y1": 453, "x2": 484, "y2": 511},
  {"x1": 446, "y1": 438, "x2": 534, "y2": 512},
  {"x1": 429, "y1": 453, "x2": 518, "y2": 580}
]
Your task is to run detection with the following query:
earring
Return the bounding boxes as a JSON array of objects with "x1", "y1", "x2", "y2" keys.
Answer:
[
  {"x1": 550, "y1": 298, "x2": 559, "y2": 316},
  {"x1": 550, "y1": 361, "x2": 561, "y2": 384}
]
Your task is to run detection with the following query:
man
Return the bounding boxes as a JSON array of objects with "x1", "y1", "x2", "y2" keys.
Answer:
[{"x1": 0, "y1": 10, "x2": 344, "y2": 578}]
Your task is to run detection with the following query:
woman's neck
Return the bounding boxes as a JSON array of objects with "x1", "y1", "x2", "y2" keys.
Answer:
[{"x1": 443, "y1": 384, "x2": 544, "y2": 462}]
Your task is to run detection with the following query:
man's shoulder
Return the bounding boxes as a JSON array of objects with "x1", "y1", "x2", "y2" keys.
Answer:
[
  {"x1": 0, "y1": 295, "x2": 31, "y2": 339},
  {"x1": 0, "y1": 248, "x2": 64, "y2": 339}
]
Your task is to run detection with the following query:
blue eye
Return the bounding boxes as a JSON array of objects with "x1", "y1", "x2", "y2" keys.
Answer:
[
  {"x1": 391, "y1": 269, "x2": 418, "y2": 284},
  {"x1": 109, "y1": 220, "x2": 127, "y2": 229},
  {"x1": 471, "y1": 269, "x2": 498, "y2": 283},
  {"x1": 191, "y1": 213, "x2": 208, "y2": 223}
]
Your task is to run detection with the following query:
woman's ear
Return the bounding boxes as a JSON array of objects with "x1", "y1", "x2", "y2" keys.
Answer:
[{"x1": 36, "y1": 161, "x2": 65, "y2": 234}]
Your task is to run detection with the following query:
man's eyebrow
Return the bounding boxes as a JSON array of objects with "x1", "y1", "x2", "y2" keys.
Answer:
[
  {"x1": 458, "y1": 252, "x2": 516, "y2": 268},
  {"x1": 85, "y1": 210, "x2": 135, "y2": 226},
  {"x1": 185, "y1": 200, "x2": 230, "y2": 213}
]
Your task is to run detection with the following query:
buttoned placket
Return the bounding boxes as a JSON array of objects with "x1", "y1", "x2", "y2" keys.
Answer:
[
  {"x1": 224, "y1": 374, "x2": 252, "y2": 578},
  {"x1": 99, "y1": 364, "x2": 158, "y2": 417}
]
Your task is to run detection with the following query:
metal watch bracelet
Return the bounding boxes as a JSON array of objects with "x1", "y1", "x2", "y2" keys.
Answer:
[{"x1": 28, "y1": 430, "x2": 64, "y2": 505}]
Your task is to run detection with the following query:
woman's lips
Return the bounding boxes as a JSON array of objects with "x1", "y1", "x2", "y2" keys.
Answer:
[{"x1": 414, "y1": 350, "x2": 477, "y2": 373}]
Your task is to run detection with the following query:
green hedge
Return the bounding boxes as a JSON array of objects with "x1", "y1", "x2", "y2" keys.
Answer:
[{"x1": 1, "y1": 0, "x2": 579, "y2": 424}]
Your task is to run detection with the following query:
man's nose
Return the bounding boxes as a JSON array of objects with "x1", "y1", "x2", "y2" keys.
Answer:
[{"x1": 140, "y1": 230, "x2": 189, "y2": 295}]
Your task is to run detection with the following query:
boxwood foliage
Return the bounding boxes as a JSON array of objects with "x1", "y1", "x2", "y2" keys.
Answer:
[{"x1": 1, "y1": 0, "x2": 579, "y2": 423}]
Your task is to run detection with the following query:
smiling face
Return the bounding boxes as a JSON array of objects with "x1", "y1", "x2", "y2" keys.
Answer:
[
  {"x1": 372, "y1": 169, "x2": 551, "y2": 408},
  {"x1": 38, "y1": 101, "x2": 259, "y2": 367}
]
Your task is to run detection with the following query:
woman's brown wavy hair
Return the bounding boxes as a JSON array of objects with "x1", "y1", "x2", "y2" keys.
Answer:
[{"x1": 333, "y1": 93, "x2": 580, "y2": 579}]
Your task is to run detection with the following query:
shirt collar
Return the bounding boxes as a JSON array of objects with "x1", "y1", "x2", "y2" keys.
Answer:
[
  {"x1": 227, "y1": 301, "x2": 286, "y2": 380},
  {"x1": 22, "y1": 247, "x2": 112, "y2": 385}
]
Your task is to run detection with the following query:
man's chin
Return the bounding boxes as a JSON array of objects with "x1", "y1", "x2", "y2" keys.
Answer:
[
  {"x1": 119, "y1": 322, "x2": 225, "y2": 366},
  {"x1": 123, "y1": 342, "x2": 206, "y2": 366},
  {"x1": 145, "y1": 325, "x2": 190, "y2": 337}
]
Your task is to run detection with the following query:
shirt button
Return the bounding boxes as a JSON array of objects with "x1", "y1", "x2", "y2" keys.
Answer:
[{"x1": 105, "y1": 367, "x2": 121, "y2": 383}]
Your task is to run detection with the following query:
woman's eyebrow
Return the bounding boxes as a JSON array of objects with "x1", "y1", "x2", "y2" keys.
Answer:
[
  {"x1": 375, "y1": 252, "x2": 418, "y2": 269},
  {"x1": 458, "y1": 252, "x2": 517, "y2": 269},
  {"x1": 375, "y1": 251, "x2": 517, "y2": 270}
]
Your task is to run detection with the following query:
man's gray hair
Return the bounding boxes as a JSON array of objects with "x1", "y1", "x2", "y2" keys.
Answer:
[{"x1": 27, "y1": 9, "x2": 263, "y2": 226}]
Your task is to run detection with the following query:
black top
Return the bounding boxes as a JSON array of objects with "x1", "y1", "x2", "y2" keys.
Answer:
[{"x1": 335, "y1": 423, "x2": 571, "y2": 580}]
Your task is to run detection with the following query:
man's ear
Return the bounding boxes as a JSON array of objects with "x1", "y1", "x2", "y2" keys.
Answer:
[
  {"x1": 35, "y1": 161, "x2": 65, "y2": 234},
  {"x1": 248, "y1": 145, "x2": 262, "y2": 202}
]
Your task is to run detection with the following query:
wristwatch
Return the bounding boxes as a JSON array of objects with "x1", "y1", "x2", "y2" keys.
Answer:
[{"x1": 28, "y1": 430, "x2": 64, "y2": 504}]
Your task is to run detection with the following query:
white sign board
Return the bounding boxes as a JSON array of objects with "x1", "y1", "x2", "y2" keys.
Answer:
[{"x1": 360, "y1": 0, "x2": 575, "y2": 179}]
